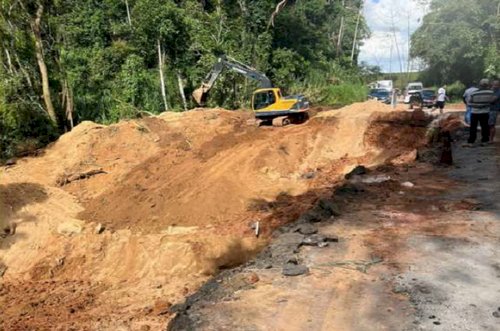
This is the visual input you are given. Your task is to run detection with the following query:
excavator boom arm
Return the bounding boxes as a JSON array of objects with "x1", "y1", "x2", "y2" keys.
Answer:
[{"x1": 193, "y1": 55, "x2": 272, "y2": 105}]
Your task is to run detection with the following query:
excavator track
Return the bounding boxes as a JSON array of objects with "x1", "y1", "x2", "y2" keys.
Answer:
[{"x1": 272, "y1": 116, "x2": 291, "y2": 127}]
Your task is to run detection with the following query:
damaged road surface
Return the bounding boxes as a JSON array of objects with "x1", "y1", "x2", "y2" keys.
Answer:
[{"x1": 169, "y1": 141, "x2": 500, "y2": 331}]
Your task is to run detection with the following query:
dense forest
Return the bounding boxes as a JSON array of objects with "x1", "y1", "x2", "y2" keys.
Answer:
[
  {"x1": 0, "y1": 0, "x2": 368, "y2": 159},
  {"x1": 411, "y1": 0, "x2": 500, "y2": 86}
]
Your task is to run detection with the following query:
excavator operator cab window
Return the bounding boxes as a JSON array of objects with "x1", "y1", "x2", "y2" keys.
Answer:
[{"x1": 253, "y1": 90, "x2": 276, "y2": 110}]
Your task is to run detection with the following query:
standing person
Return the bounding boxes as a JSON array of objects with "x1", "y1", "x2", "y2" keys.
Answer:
[
  {"x1": 463, "y1": 82, "x2": 478, "y2": 126},
  {"x1": 467, "y1": 79, "x2": 494, "y2": 145},
  {"x1": 489, "y1": 79, "x2": 500, "y2": 142},
  {"x1": 436, "y1": 85, "x2": 447, "y2": 115}
]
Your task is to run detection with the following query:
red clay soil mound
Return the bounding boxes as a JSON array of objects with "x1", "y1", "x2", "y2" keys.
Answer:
[
  {"x1": 77, "y1": 102, "x2": 397, "y2": 233},
  {"x1": 364, "y1": 109, "x2": 432, "y2": 151}
]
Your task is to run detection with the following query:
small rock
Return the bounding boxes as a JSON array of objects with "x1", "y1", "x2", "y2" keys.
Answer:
[
  {"x1": 493, "y1": 311, "x2": 500, "y2": 318},
  {"x1": 282, "y1": 263, "x2": 309, "y2": 277},
  {"x1": 359, "y1": 175, "x2": 391, "y2": 184},
  {"x1": 345, "y1": 165, "x2": 368, "y2": 179},
  {"x1": 301, "y1": 171, "x2": 316, "y2": 179},
  {"x1": 416, "y1": 285, "x2": 431, "y2": 294},
  {"x1": 294, "y1": 224, "x2": 318, "y2": 235},
  {"x1": 297, "y1": 212, "x2": 318, "y2": 224},
  {"x1": 0, "y1": 262, "x2": 7, "y2": 277},
  {"x1": 302, "y1": 234, "x2": 338, "y2": 246},
  {"x1": 318, "y1": 198, "x2": 341, "y2": 216},
  {"x1": 153, "y1": 300, "x2": 172, "y2": 316},
  {"x1": 433, "y1": 321, "x2": 441, "y2": 325},
  {"x1": 392, "y1": 285, "x2": 406, "y2": 294},
  {"x1": 335, "y1": 183, "x2": 363, "y2": 195},
  {"x1": 309, "y1": 207, "x2": 332, "y2": 222},
  {"x1": 57, "y1": 220, "x2": 84, "y2": 236},
  {"x1": 55, "y1": 257, "x2": 65, "y2": 267},
  {"x1": 140, "y1": 325, "x2": 151, "y2": 331},
  {"x1": 1, "y1": 222, "x2": 16, "y2": 237},
  {"x1": 317, "y1": 242, "x2": 329, "y2": 248},
  {"x1": 94, "y1": 223, "x2": 105, "y2": 234},
  {"x1": 461, "y1": 198, "x2": 480, "y2": 205},
  {"x1": 247, "y1": 272, "x2": 260, "y2": 284},
  {"x1": 5, "y1": 158, "x2": 16, "y2": 166},
  {"x1": 391, "y1": 150, "x2": 417, "y2": 166},
  {"x1": 401, "y1": 181, "x2": 415, "y2": 188},
  {"x1": 428, "y1": 315, "x2": 436, "y2": 319}
]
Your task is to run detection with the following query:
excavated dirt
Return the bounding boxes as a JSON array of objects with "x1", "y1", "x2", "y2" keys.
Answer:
[{"x1": 0, "y1": 101, "x2": 432, "y2": 330}]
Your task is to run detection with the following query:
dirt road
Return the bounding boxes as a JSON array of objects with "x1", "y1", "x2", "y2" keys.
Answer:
[{"x1": 169, "y1": 136, "x2": 500, "y2": 330}]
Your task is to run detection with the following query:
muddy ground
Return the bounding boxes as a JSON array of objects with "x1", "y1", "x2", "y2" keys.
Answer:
[{"x1": 168, "y1": 130, "x2": 500, "y2": 331}]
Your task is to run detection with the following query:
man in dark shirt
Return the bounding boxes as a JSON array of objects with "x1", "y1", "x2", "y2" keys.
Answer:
[{"x1": 467, "y1": 79, "x2": 494, "y2": 145}]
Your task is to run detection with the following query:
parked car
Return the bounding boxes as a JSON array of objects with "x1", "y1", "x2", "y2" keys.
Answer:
[
  {"x1": 404, "y1": 82, "x2": 424, "y2": 103},
  {"x1": 368, "y1": 89, "x2": 391, "y2": 104},
  {"x1": 421, "y1": 89, "x2": 436, "y2": 108},
  {"x1": 409, "y1": 89, "x2": 436, "y2": 109}
]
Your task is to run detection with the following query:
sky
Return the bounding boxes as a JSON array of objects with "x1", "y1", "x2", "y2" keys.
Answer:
[{"x1": 359, "y1": 0, "x2": 427, "y2": 73}]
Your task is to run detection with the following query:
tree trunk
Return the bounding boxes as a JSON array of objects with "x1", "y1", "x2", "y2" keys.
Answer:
[
  {"x1": 350, "y1": 9, "x2": 362, "y2": 64},
  {"x1": 62, "y1": 79, "x2": 74, "y2": 130},
  {"x1": 177, "y1": 71, "x2": 187, "y2": 111},
  {"x1": 32, "y1": 3, "x2": 57, "y2": 124},
  {"x1": 4, "y1": 48, "x2": 14, "y2": 74},
  {"x1": 124, "y1": 0, "x2": 132, "y2": 26},
  {"x1": 14, "y1": 52, "x2": 33, "y2": 89},
  {"x1": 336, "y1": 0, "x2": 346, "y2": 57},
  {"x1": 157, "y1": 39, "x2": 168, "y2": 111}
]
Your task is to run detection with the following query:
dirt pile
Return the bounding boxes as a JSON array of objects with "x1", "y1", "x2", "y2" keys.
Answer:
[{"x1": 0, "y1": 100, "x2": 431, "y2": 329}]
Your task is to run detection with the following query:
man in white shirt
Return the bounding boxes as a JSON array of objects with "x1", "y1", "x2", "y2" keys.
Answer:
[{"x1": 436, "y1": 85, "x2": 447, "y2": 115}]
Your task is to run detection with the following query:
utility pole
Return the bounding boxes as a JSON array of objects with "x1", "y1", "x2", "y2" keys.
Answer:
[
  {"x1": 388, "y1": 4, "x2": 403, "y2": 74},
  {"x1": 389, "y1": 37, "x2": 393, "y2": 74},
  {"x1": 406, "y1": 12, "x2": 411, "y2": 85}
]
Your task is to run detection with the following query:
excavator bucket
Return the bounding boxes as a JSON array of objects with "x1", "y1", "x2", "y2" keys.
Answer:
[
  {"x1": 192, "y1": 84, "x2": 210, "y2": 106},
  {"x1": 192, "y1": 87, "x2": 205, "y2": 106}
]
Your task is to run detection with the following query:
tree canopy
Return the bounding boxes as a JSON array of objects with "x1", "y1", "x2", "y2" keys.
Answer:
[{"x1": 411, "y1": 0, "x2": 500, "y2": 86}]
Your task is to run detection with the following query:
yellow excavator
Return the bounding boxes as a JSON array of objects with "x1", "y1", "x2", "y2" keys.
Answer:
[{"x1": 192, "y1": 55, "x2": 309, "y2": 126}]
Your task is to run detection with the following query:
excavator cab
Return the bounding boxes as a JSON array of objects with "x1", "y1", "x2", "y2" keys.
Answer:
[{"x1": 252, "y1": 89, "x2": 277, "y2": 110}]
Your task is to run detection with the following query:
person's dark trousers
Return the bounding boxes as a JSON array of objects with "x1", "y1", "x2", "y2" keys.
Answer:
[{"x1": 468, "y1": 113, "x2": 490, "y2": 143}]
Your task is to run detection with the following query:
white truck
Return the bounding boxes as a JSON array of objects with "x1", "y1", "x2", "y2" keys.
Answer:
[
  {"x1": 404, "y1": 82, "x2": 424, "y2": 103},
  {"x1": 376, "y1": 80, "x2": 393, "y2": 93}
]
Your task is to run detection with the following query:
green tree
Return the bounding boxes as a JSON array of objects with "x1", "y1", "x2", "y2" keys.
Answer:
[{"x1": 411, "y1": 0, "x2": 500, "y2": 85}]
